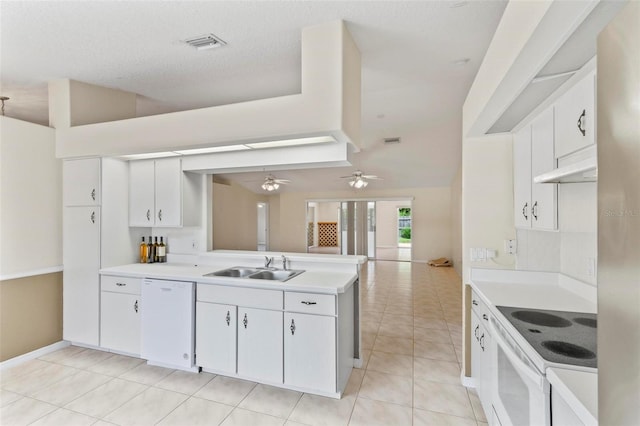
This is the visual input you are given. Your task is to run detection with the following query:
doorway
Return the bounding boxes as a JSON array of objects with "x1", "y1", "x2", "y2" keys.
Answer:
[
  {"x1": 257, "y1": 202, "x2": 268, "y2": 251},
  {"x1": 374, "y1": 201, "x2": 412, "y2": 261}
]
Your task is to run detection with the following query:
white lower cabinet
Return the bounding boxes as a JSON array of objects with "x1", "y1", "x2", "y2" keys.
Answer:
[
  {"x1": 195, "y1": 282, "x2": 354, "y2": 397},
  {"x1": 471, "y1": 291, "x2": 494, "y2": 420},
  {"x1": 63, "y1": 206, "x2": 101, "y2": 346},
  {"x1": 101, "y1": 292, "x2": 141, "y2": 355},
  {"x1": 284, "y1": 312, "x2": 336, "y2": 393},
  {"x1": 100, "y1": 275, "x2": 141, "y2": 355},
  {"x1": 195, "y1": 302, "x2": 236, "y2": 374},
  {"x1": 237, "y1": 307, "x2": 283, "y2": 383}
]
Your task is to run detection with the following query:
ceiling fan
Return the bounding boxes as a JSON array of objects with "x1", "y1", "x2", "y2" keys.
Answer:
[
  {"x1": 340, "y1": 170, "x2": 381, "y2": 189},
  {"x1": 261, "y1": 174, "x2": 290, "y2": 192}
]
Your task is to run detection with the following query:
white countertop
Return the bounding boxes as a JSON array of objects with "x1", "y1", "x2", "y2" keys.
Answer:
[
  {"x1": 100, "y1": 262, "x2": 358, "y2": 295},
  {"x1": 547, "y1": 367, "x2": 598, "y2": 426}
]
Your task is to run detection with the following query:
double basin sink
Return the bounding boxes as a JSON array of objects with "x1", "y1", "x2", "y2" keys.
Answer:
[{"x1": 203, "y1": 266, "x2": 304, "y2": 282}]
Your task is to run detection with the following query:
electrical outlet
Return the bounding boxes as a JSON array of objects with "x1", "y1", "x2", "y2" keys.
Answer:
[
  {"x1": 504, "y1": 239, "x2": 517, "y2": 255},
  {"x1": 486, "y1": 249, "x2": 497, "y2": 259},
  {"x1": 477, "y1": 248, "x2": 486, "y2": 261}
]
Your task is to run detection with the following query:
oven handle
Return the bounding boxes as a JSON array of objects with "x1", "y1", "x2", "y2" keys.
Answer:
[{"x1": 489, "y1": 318, "x2": 544, "y2": 390}]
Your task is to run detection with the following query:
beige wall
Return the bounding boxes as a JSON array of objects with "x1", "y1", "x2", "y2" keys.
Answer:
[
  {"x1": 450, "y1": 167, "x2": 463, "y2": 276},
  {"x1": 0, "y1": 116, "x2": 63, "y2": 362},
  {"x1": 0, "y1": 273, "x2": 63, "y2": 362},
  {"x1": 268, "y1": 187, "x2": 451, "y2": 262},
  {"x1": 212, "y1": 180, "x2": 268, "y2": 250}
]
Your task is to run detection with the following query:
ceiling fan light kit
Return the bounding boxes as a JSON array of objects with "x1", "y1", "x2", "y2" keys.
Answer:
[
  {"x1": 349, "y1": 177, "x2": 368, "y2": 189},
  {"x1": 261, "y1": 174, "x2": 289, "y2": 192}
]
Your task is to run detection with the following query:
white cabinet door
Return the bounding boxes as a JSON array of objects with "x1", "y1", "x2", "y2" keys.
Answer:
[
  {"x1": 513, "y1": 126, "x2": 532, "y2": 229},
  {"x1": 196, "y1": 302, "x2": 237, "y2": 374},
  {"x1": 555, "y1": 72, "x2": 595, "y2": 158},
  {"x1": 101, "y1": 291, "x2": 141, "y2": 355},
  {"x1": 154, "y1": 158, "x2": 182, "y2": 227},
  {"x1": 284, "y1": 313, "x2": 336, "y2": 393},
  {"x1": 471, "y1": 310, "x2": 493, "y2": 419},
  {"x1": 237, "y1": 307, "x2": 283, "y2": 383},
  {"x1": 531, "y1": 107, "x2": 557, "y2": 230},
  {"x1": 551, "y1": 385, "x2": 586, "y2": 426},
  {"x1": 129, "y1": 160, "x2": 156, "y2": 227},
  {"x1": 63, "y1": 206, "x2": 101, "y2": 346},
  {"x1": 63, "y1": 158, "x2": 100, "y2": 206}
]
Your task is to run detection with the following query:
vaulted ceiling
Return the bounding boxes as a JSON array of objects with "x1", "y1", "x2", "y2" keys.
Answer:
[{"x1": 0, "y1": 1, "x2": 507, "y2": 192}]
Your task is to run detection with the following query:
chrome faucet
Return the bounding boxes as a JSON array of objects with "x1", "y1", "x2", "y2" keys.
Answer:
[
  {"x1": 264, "y1": 256, "x2": 274, "y2": 268},
  {"x1": 281, "y1": 255, "x2": 288, "y2": 271}
]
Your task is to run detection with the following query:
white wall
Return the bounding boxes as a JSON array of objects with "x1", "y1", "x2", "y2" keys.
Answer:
[
  {"x1": 462, "y1": 135, "x2": 516, "y2": 283},
  {"x1": 270, "y1": 187, "x2": 451, "y2": 263},
  {"x1": 450, "y1": 167, "x2": 462, "y2": 276},
  {"x1": 0, "y1": 117, "x2": 61, "y2": 276}
]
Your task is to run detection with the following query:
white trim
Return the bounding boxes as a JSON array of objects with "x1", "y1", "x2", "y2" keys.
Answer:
[
  {"x1": 0, "y1": 341, "x2": 69, "y2": 371},
  {"x1": 461, "y1": 371, "x2": 476, "y2": 388},
  {"x1": 0, "y1": 266, "x2": 63, "y2": 281},
  {"x1": 306, "y1": 196, "x2": 415, "y2": 203}
]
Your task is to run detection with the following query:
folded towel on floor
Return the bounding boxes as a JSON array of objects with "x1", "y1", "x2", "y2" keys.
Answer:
[{"x1": 428, "y1": 257, "x2": 451, "y2": 267}]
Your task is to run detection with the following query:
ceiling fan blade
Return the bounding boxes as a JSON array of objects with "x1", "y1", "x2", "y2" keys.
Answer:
[{"x1": 362, "y1": 175, "x2": 382, "y2": 179}]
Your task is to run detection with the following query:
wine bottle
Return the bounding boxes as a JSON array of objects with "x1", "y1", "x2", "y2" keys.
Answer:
[
  {"x1": 159, "y1": 236, "x2": 166, "y2": 263},
  {"x1": 148, "y1": 235, "x2": 154, "y2": 263},
  {"x1": 139, "y1": 236, "x2": 147, "y2": 263},
  {"x1": 153, "y1": 237, "x2": 159, "y2": 263}
]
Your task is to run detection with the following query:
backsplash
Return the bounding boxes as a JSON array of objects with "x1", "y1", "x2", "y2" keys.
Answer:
[{"x1": 516, "y1": 182, "x2": 597, "y2": 285}]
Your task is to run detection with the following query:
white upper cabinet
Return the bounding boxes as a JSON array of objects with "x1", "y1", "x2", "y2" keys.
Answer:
[
  {"x1": 531, "y1": 108, "x2": 557, "y2": 230},
  {"x1": 554, "y1": 71, "x2": 595, "y2": 158},
  {"x1": 513, "y1": 126, "x2": 532, "y2": 228},
  {"x1": 154, "y1": 158, "x2": 182, "y2": 227},
  {"x1": 129, "y1": 158, "x2": 201, "y2": 228},
  {"x1": 129, "y1": 160, "x2": 155, "y2": 227},
  {"x1": 513, "y1": 106, "x2": 557, "y2": 231},
  {"x1": 63, "y1": 157, "x2": 101, "y2": 206}
]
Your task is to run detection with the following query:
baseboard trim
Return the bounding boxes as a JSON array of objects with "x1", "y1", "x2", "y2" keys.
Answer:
[
  {"x1": 461, "y1": 371, "x2": 476, "y2": 388},
  {"x1": 0, "y1": 341, "x2": 69, "y2": 371}
]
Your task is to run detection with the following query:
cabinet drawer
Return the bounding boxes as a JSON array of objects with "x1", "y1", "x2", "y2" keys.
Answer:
[
  {"x1": 471, "y1": 290, "x2": 490, "y2": 321},
  {"x1": 101, "y1": 275, "x2": 141, "y2": 295},
  {"x1": 285, "y1": 292, "x2": 335, "y2": 316},
  {"x1": 197, "y1": 284, "x2": 282, "y2": 310}
]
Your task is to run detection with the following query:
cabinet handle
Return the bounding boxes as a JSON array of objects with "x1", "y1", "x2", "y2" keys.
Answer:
[
  {"x1": 532, "y1": 201, "x2": 538, "y2": 221},
  {"x1": 290, "y1": 319, "x2": 296, "y2": 335},
  {"x1": 116, "y1": 282, "x2": 126, "y2": 287},
  {"x1": 301, "y1": 301, "x2": 317, "y2": 305},
  {"x1": 90, "y1": 211, "x2": 95, "y2": 223},
  {"x1": 522, "y1": 202, "x2": 528, "y2": 220},
  {"x1": 158, "y1": 209, "x2": 162, "y2": 221},
  {"x1": 472, "y1": 300, "x2": 478, "y2": 306},
  {"x1": 475, "y1": 324, "x2": 480, "y2": 341},
  {"x1": 242, "y1": 313, "x2": 248, "y2": 329},
  {"x1": 91, "y1": 188, "x2": 96, "y2": 201},
  {"x1": 577, "y1": 109, "x2": 586, "y2": 136},
  {"x1": 482, "y1": 314, "x2": 488, "y2": 321},
  {"x1": 146, "y1": 209, "x2": 151, "y2": 221},
  {"x1": 134, "y1": 300, "x2": 139, "y2": 313},
  {"x1": 480, "y1": 333, "x2": 485, "y2": 351},
  {"x1": 225, "y1": 311, "x2": 231, "y2": 326}
]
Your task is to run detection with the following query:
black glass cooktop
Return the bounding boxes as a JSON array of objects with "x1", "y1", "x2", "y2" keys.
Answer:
[{"x1": 497, "y1": 306, "x2": 597, "y2": 369}]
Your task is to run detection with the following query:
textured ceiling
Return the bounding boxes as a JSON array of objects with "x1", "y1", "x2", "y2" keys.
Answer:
[{"x1": 0, "y1": 0, "x2": 507, "y2": 192}]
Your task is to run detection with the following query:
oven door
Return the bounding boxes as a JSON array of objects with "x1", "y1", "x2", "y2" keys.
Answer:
[{"x1": 490, "y1": 317, "x2": 551, "y2": 426}]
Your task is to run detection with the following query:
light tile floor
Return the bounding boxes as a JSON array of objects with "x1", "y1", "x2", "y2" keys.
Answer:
[{"x1": 0, "y1": 261, "x2": 486, "y2": 425}]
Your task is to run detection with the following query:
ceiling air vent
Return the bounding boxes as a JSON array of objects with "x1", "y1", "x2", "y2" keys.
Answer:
[
  {"x1": 384, "y1": 137, "x2": 401, "y2": 144},
  {"x1": 184, "y1": 34, "x2": 227, "y2": 51}
]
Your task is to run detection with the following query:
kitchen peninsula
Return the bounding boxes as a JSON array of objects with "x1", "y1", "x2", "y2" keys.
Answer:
[{"x1": 98, "y1": 250, "x2": 366, "y2": 399}]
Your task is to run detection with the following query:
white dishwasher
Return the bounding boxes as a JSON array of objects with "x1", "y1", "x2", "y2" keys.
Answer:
[{"x1": 141, "y1": 279, "x2": 196, "y2": 371}]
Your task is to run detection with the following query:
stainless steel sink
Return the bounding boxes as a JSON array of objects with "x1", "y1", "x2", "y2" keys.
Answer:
[
  {"x1": 203, "y1": 266, "x2": 304, "y2": 282},
  {"x1": 248, "y1": 269, "x2": 304, "y2": 282},
  {"x1": 203, "y1": 267, "x2": 261, "y2": 278}
]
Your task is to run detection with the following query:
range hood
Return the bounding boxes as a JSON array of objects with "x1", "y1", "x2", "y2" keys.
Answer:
[{"x1": 534, "y1": 145, "x2": 597, "y2": 183}]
